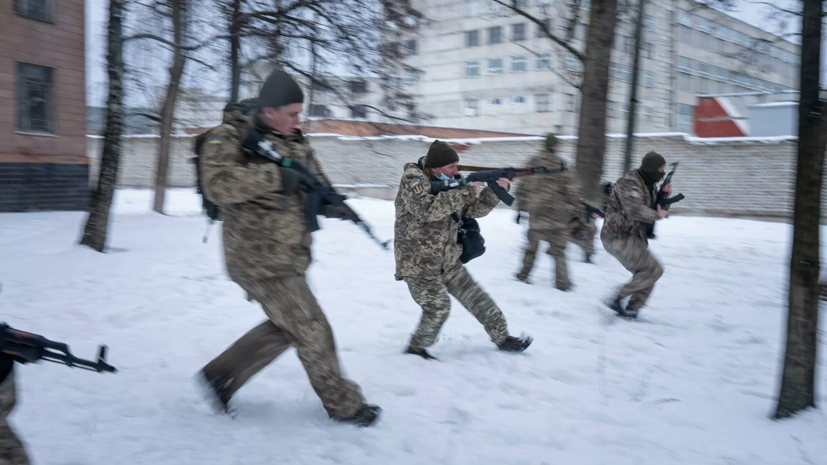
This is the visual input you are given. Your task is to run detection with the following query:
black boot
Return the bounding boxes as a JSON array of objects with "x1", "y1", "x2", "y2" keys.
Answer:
[
  {"x1": 605, "y1": 296, "x2": 638, "y2": 320},
  {"x1": 405, "y1": 346, "x2": 439, "y2": 361},
  {"x1": 497, "y1": 335, "x2": 533, "y2": 353},
  {"x1": 335, "y1": 404, "x2": 382, "y2": 427},
  {"x1": 196, "y1": 368, "x2": 233, "y2": 414},
  {"x1": 584, "y1": 252, "x2": 593, "y2": 264}
]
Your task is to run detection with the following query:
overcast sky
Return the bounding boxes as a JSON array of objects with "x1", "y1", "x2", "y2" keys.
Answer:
[{"x1": 83, "y1": 0, "x2": 808, "y2": 107}]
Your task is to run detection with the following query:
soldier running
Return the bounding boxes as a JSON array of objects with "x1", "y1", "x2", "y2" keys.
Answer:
[{"x1": 394, "y1": 140, "x2": 533, "y2": 360}]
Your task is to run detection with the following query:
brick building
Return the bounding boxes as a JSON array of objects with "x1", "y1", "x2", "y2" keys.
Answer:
[{"x1": 0, "y1": 0, "x2": 88, "y2": 211}]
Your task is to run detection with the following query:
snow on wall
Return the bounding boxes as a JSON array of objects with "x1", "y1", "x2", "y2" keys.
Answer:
[{"x1": 86, "y1": 133, "x2": 808, "y2": 218}]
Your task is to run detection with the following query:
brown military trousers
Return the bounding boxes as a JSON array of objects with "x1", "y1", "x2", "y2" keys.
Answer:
[
  {"x1": 570, "y1": 220, "x2": 596, "y2": 255},
  {"x1": 518, "y1": 228, "x2": 571, "y2": 290},
  {"x1": 601, "y1": 232, "x2": 664, "y2": 311},
  {"x1": 0, "y1": 367, "x2": 30, "y2": 465},
  {"x1": 202, "y1": 276, "x2": 365, "y2": 419}
]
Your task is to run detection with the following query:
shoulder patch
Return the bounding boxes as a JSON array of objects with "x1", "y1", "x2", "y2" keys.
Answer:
[
  {"x1": 631, "y1": 183, "x2": 639, "y2": 190},
  {"x1": 208, "y1": 138, "x2": 222, "y2": 145},
  {"x1": 411, "y1": 179, "x2": 420, "y2": 186}
]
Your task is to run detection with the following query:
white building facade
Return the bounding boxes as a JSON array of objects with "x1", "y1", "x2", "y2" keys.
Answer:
[{"x1": 400, "y1": 0, "x2": 800, "y2": 135}]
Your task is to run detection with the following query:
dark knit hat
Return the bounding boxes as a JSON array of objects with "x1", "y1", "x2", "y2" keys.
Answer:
[
  {"x1": 258, "y1": 70, "x2": 305, "y2": 109},
  {"x1": 640, "y1": 151, "x2": 666, "y2": 174},
  {"x1": 544, "y1": 133, "x2": 560, "y2": 150},
  {"x1": 425, "y1": 140, "x2": 460, "y2": 168}
]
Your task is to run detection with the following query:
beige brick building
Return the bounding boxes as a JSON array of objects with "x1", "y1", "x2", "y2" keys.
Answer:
[{"x1": 0, "y1": 0, "x2": 88, "y2": 211}]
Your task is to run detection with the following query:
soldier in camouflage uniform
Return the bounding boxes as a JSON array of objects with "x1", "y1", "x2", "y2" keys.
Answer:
[
  {"x1": 395, "y1": 140, "x2": 533, "y2": 360},
  {"x1": 0, "y1": 357, "x2": 30, "y2": 465},
  {"x1": 601, "y1": 151, "x2": 671, "y2": 319},
  {"x1": 197, "y1": 70, "x2": 380, "y2": 426},
  {"x1": 514, "y1": 134, "x2": 583, "y2": 290}
]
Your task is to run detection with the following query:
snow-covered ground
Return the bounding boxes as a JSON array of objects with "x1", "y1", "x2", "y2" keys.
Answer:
[{"x1": 2, "y1": 189, "x2": 826, "y2": 465}]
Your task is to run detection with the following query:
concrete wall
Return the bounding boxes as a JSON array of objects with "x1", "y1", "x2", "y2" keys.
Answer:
[{"x1": 87, "y1": 133, "x2": 809, "y2": 218}]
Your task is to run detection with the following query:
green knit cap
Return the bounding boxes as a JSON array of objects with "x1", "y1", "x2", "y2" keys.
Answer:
[
  {"x1": 425, "y1": 140, "x2": 460, "y2": 168},
  {"x1": 545, "y1": 133, "x2": 560, "y2": 150}
]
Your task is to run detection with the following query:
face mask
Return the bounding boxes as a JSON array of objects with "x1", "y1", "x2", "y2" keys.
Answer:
[{"x1": 438, "y1": 172, "x2": 452, "y2": 181}]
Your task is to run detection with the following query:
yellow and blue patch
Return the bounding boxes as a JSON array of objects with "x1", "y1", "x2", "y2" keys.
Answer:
[
  {"x1": 411, "y1": 179, "x2": 420, "y2": 186},
  {"x1": 208, "y1": 138, "x2": 222, "y2": 145}
]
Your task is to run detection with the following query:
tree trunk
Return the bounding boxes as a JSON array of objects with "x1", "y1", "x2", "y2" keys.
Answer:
[
  {"x1": 80, "y1": 0, "x2": 125, "y2": 252},
  {"x1": 775, "y1": 0, "x2": 826, "y2": 419},
  {"x1": 229, "y1": 0, "x2": 242, "y2": 102},
  {"x1": 153, "y1": 0, "x2": 189, "y2": 214},
  {"x1": 575, "y1": 0, "x2": 618, "y2": 202}
]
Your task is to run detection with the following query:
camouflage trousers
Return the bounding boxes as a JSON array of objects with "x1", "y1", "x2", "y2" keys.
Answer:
[
  {"x1": 0, "y1": 366, "x2": 30, "y2": 465},
  {"x1": 518, "y1": 228, "x2": 570, "y2": 290},
  {"x1": 406, "y1": 267, "x2": 509, "y2": 350},
  {"x1": 202, "y1": 276, "x2": 365, "y2": 419},
  {"x1": 570, "y1": 220, "x2": 597, "y2": 255},
  {"x1": 601, "y1": 232, "x2": 664, "y2": 311}
]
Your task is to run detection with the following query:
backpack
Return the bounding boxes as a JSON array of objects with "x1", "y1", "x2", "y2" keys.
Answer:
[{"x1": 191, "y1": 131, "x2": 221, "y2": 221}]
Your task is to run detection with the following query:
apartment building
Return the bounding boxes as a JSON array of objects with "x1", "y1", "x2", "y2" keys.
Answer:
[
  {"x1": 0, "y1": 0, "x2": 88, "y2": 211},
  {"x1": 400, "y1": 0, "x2": 800, "y2": 135}
]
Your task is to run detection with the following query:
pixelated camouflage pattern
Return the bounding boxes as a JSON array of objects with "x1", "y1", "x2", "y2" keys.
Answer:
[
  {"x1": 513, "y1": 149, "x2": 581, "y2": 231},
  {"x1": 202, "y1": 276, "x2": 365, "y2": 419},
  {"x1": 406, "y1": 267, "x2": 508, "y2": 349},
  {"x1": 602, "y1": 170, "x2": 662, "y2": 239},
  {"x1": 517, "y1": 228, "x2": 570, "y2": 290},
  {"x1": 394, "y1": 158, "x2": 500, "y2": 281},
  {"x1": 200, "y1": 116, "x2": 334, "y2": 282},
  {"x1": 0, "y1": 368, "x2": 30, "y2": 465},
  {"x1": 600, "y1": 233, "x2": 664, "y2": 311}
]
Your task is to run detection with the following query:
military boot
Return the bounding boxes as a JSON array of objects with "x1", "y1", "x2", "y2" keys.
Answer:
[
  {"x1": 497, "y1": 335, "x2": 533, "y2": 353},
  {"x1": 405, "y1": 346, "x2": 439, "y2": 361},
  {"x1": 335, "y1": 404, "x2": 382, "y2": 427},
  {"x1": 196, "y1": 368, "x2": 233, "y2": 414}
]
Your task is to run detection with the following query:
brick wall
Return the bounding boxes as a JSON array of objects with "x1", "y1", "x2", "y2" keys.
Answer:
[
  {"x1": 0, "y1": 0, "x2": 89, "y2": 211},
  {"x1": 87, "y1": 134, "x2": 808, "y2": 218}
]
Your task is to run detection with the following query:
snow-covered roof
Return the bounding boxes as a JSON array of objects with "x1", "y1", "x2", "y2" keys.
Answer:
[{"x1": 748, "y1": 101, "x2": 799, "y2": 108}]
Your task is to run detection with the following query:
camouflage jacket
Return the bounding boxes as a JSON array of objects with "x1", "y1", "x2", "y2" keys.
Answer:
[
  {"x1": 394, "y1": 159, "x2": 500, "y2": 281},
  {"x1": 514, "y1": 149, "x2": 581, "y2": 231},
  {"x1": 603, "y1": 169, "x2": 662, "y2": 239},
  {"x1": 200, "y1": 116, "x2": 333, "y2": 284}
]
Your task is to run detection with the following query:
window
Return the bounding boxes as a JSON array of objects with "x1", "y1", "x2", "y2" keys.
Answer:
[
  {"x1": 677, "y1": 57, "x2": 692, "y2": 72},
  {"x1": 698, "y1": 63, "x2": 710, "y2": 76},
  {"x1": 537, "y1": 0, "x2": 552, "y2": 4},
  {"x1": 568, "y1": 0, "x2": 590, "y2": 10},
  {"x1": 489, "y1": 0, "x2": 504, "y2": 12},
  {"x1": 488, "y1": 58, "x2": 504, "y2": 75},
  {"x1": 678, "y1": 73, "x2": 692, "y2": 92},
  {"x1": 309, "y1": 104, "x2": 330, "y2": 117},
  {"x1": 566, "y1": 53, "x2": 580, "y2": 72},
  {"x1": 15, "y1": 0, "x2": 52, "y2": 22},
  {"x1": 566, "y1": 93, "x2": 576, "y2": 112},
  {"x1": 677, "y1": 104, "x2": 694, "y2": 134},
  {"x1": 488, "y1": 26, "x2": 503, "y2": 45},
  {"x1": 405, "y1": 70, "x2": 419, "y2": 84},
  {"x1": 610, "y1": 63, "x2": 630, "y2": 82},
  {"x1": 465, "y1": 0, "x2": 481, "y2": 16},
  {"x1": 535, "y1": 93, "x2": 550, "y2": 112},
  {"x1": 643, "y1": 42, "x2": 654, "y2": 59},
  {"x1": 576, "y1": 23, "x2": 587, "y2": 41},
  {"x1": 620, "y1": 103, "x2": 629, "y2": 116},
  {"x1": 642, "y1": 70, "x2": 654, "y2": 87},
  {"x1": 679, "y1": 26, "x2": 692, "y2": 44},
  {"x1": 466, "y1": 61, "x2": 480, "y2": 77},
  {"x1": 406, "y1": 39, "x2": 418, "y2": 56},
  {"x1": 464, "y1": 99, "x2": 479, "y2": 116},
  {"x1": 698, "y1": 77, "x2": 709, "y2": 94},
  {"x1": 643, "y1": 106, "x2": 653, "y2": 122},
  {"x1": 16, "y1": 63, "x2": 53, "y2": 134},
  {"x1": 350, "y1": 80, "x2": 368, "y2": 94},
  {"x1": 536, "y1": 53, "x2": 551, "y2": 70},
  {"x1": 677, "y1": 9, "x2": 691, "y2": 26},
  {"x1": 624, "y1": 36, "x2": 635, "y2": 54},
  {"x1": 643, "y1": 14, "x2": 655, "y2": 31},
  {"x1": 466, "y1": 30, "x2": 480, "y2": 47},
  {"x1": 512, "y1": 96, "x2": 526, "y2": 104},
  {"x1": 511, "y1": 56, "x2": 527, "y2": 72},
  {"x1": 536, "y1": 19, "x2": 551, "y2": 38},
  {"x1": 512, "y1": 23, "x2": 526, "y2": 41},
  {"x1": 607, "y1": 101, "x2": 618, "y2": 119},
  {"x1": 350, "y1": 105, "x2": 368, "y2": 119},
  {"x1": 311, "y1": 81, "x2": 329, "y2": 92},
  {"x1": 514, "y1": 0, "x2": 527, "y2": 7},
  {"x1": 488, "y1": 98, "x2": 503, "y2": 105}
]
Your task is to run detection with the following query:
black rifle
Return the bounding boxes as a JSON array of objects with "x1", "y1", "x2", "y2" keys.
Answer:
[
  {"x1": 431, "y1": 164, "x2": 566, "y2": 207},
  {"x1": 582, "y1": 202, "x2": 605, "y2": 221},
  {"x1": 242, "y1": 130, "x2": 391, "y2": 250},
  {"x1": 646, "y1": 162, "x2": 686, "y2": 239},
  {"x1": 0, "y1": 323, "x2": 117, "y2": 373}
]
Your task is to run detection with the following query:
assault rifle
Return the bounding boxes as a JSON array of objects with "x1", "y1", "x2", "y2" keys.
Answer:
[
  {"x1": 0, "y1": 323, "x2": 117, "y2": 373},
  {"x1": 432, "y1": 164, "x2": 566, "y2": 207},
  {"x1": 646, "y1": 162, "x2": 686, "y2": 239},
  {"x1": 243, "y1": 130, "x2": 391, "y2": 250},
  {"x1": 582, "y1": 202, "x2": 605, "y2": 221}
]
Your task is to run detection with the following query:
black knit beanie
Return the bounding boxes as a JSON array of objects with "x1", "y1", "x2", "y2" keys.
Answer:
[
  {"x1": 425, "y1": 140, "x2": 460, "y2": 168},
  {"x1": 258, "y1": 70, "x2": 305, "y2": 109},
  {"x1": 638, "y1": 151, "x2": 666, "y2": 185}
]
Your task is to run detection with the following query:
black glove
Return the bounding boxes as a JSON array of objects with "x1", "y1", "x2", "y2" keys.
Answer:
[
  {"x1": 515, "y1": 212, "x2": 522, "y2": 224},
  {"x1": 323, "y1": 204, "x2": 358, "y2": 221},
  {"x1": 279, "y1": 167, "x2": 312, "y2": 193}
]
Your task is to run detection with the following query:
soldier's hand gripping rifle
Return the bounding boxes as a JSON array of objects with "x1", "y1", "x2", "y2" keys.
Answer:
[
  {"x1": 647, "y1": 162, "x2": 686, "y2": 239},
  {"x1": 431, "y1": 164, "x2": 567, "y2": 207},
  {"x1": 0, "y1": 323, "x2": 117, "y2": 373},
  {"x1": 581, "y1": 202, "x2": 605, "y2": 222},
  {"x1": 243, "y1": 130, "x2": 391, "y2": 250}
]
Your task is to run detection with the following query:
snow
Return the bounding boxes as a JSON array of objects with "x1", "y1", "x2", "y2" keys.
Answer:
[
  {"x1": 2, "y1": 189, "x2": 826, "y2": 465},
  {"x1": 749, "y1": 101, "x2": 800, "y2": 108}
]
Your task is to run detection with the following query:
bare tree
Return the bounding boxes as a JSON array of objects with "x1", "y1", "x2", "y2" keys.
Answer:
[
  {"x1": 80, "y1": 0, "x2": 126, "y2": 252},
  {"x1": 775, "y1": 0, "x2": 825, "y2": 419}
]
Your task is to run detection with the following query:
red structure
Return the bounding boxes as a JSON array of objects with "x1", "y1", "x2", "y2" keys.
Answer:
[{"x1": 695, "y1": 97, "x2": 747, "y2": 138}]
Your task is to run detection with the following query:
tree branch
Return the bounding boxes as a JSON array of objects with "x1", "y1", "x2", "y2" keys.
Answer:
[
  {"x1": 748, "y1": 1, "x2": 801, "y2": 17},
  {"x1": 512, "y1": 41, "x2": 582, "y2": 90},
  {"x1": 492, "y1": 0, "x2": 584, "y2": 61}
]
